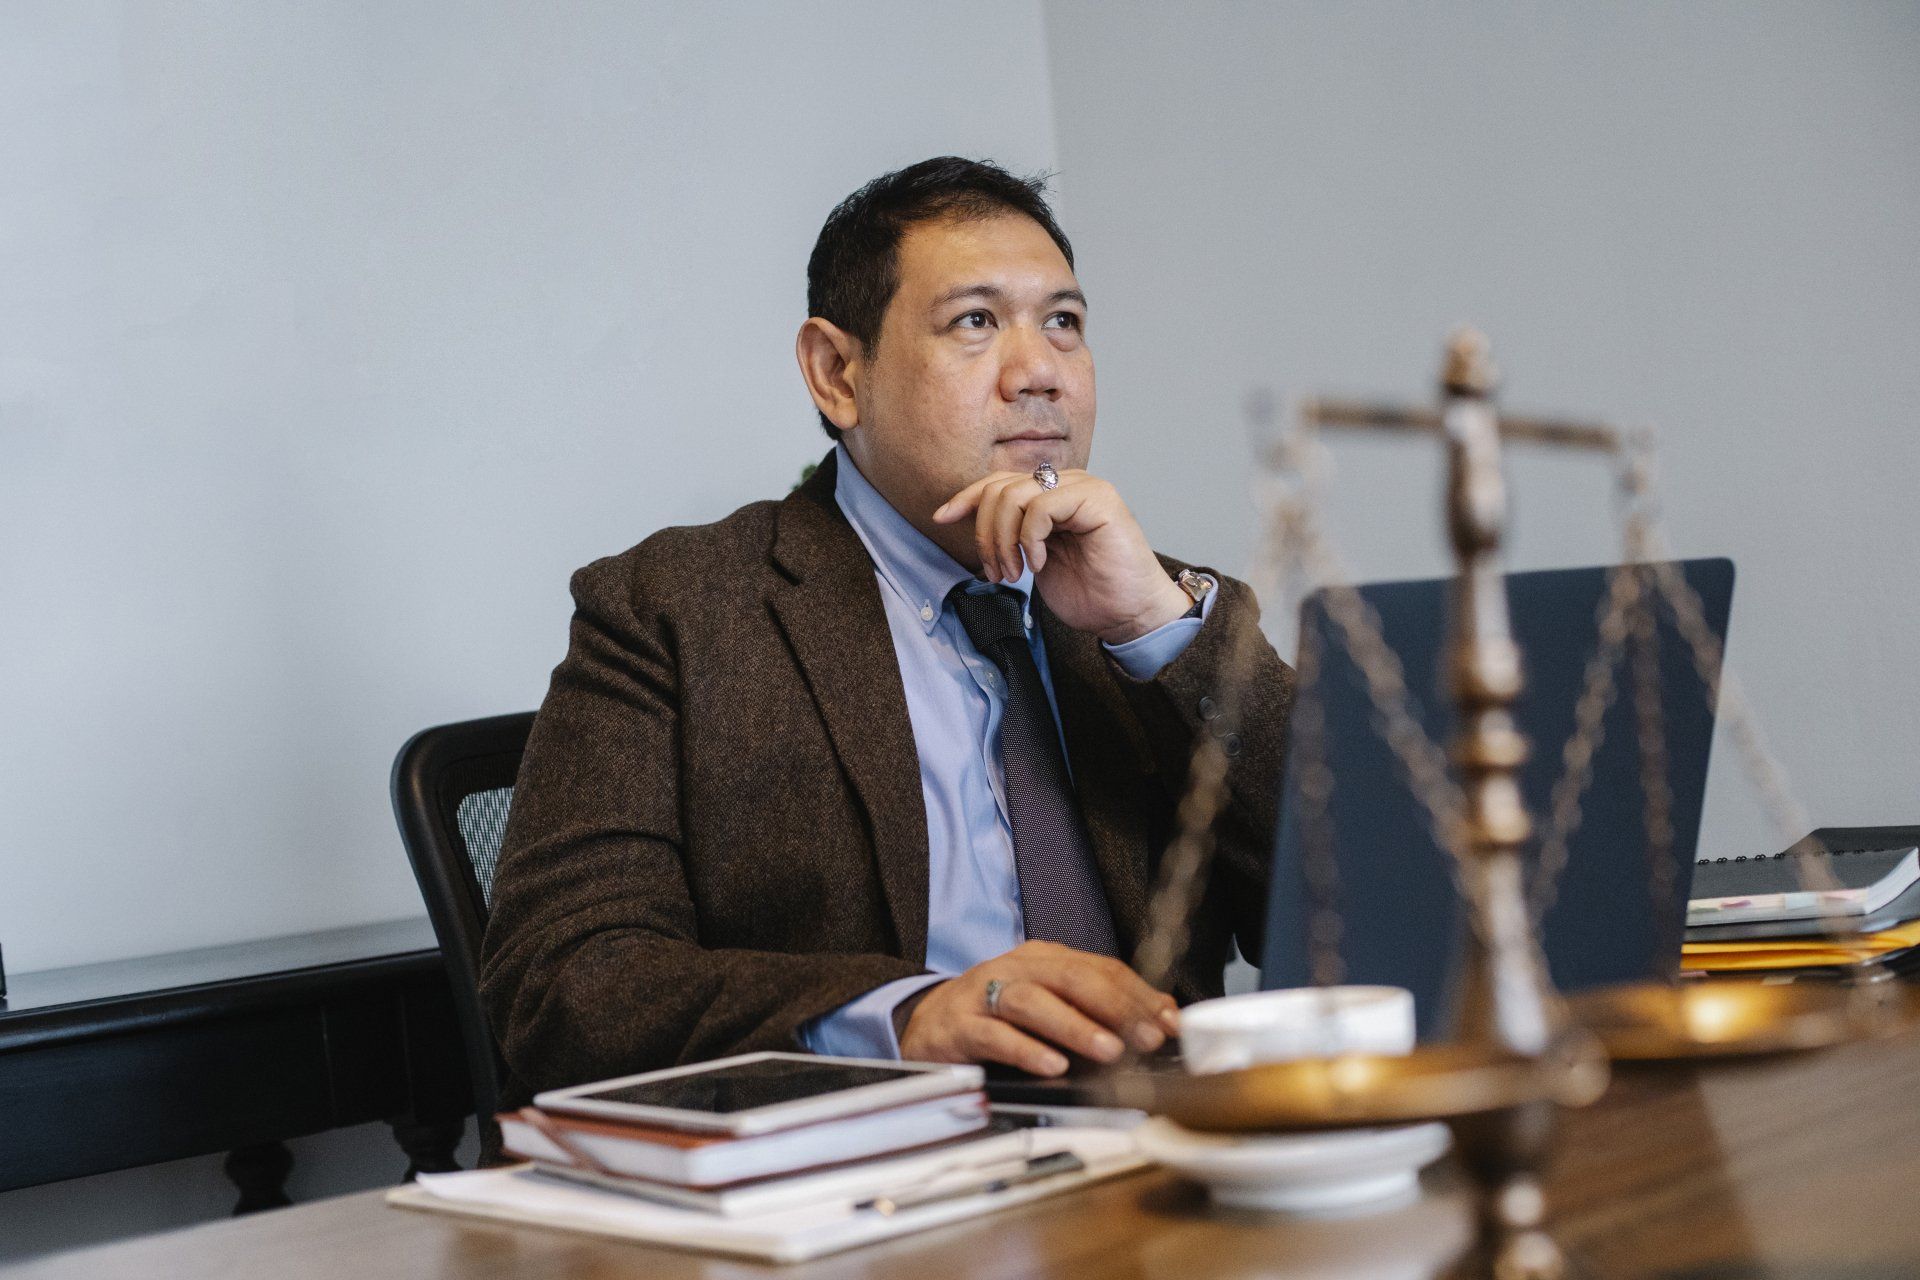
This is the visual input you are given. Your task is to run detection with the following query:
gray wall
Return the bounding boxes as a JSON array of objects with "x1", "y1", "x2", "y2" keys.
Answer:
[
  {"x1": 1043, "y1": 0, "x2": 1920, "y2": 863},
  {"x1": 1, "y1": 0, "x2": 1057, "y2": 973},
  {"x1": 0, "y1": 0, "x2": 1057, "y2": 1261}
]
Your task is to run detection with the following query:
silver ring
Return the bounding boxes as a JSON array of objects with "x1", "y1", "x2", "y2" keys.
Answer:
[
  {"x1": 1032, "y1": 462, "x2": 1059, "y2": 491},
  {"x1": 984, "y1": 978, "x2": 1006, "y2": 1017}
]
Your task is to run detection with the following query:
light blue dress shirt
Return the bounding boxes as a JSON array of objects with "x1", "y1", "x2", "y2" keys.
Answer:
[{"x1": 799, "y1": 445, "x2": 1216, "y2": 1059}]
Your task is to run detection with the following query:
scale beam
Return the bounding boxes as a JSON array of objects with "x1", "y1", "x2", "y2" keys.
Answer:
[{"x1": 1297, "y1": 397, "x2": 1622, "y2": 454}]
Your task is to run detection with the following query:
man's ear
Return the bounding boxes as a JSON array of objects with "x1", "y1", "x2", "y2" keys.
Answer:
[{"x1": 795, "y1": 317, "x2": 864, "y2": 434}]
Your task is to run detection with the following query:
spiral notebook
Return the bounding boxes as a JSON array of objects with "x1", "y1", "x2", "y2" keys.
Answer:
[{"x1": 1687, "y1": 843, "x2": 1920, "y2": 928}]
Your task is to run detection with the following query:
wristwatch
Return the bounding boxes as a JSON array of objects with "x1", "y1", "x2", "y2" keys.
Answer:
[{"x1": 1175, "y1": 569, "x2": 1213, "y2": 618}]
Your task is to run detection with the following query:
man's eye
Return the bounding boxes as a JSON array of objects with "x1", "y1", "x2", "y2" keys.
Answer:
[
  {"x1": 956, "y1": 310, "x2": 993, "y2": 329},
  {"x1": 1045, "y1": 312, "x2": 1083, "y2": 330}
]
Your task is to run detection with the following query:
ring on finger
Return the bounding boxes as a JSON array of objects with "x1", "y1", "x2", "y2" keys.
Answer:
[
  {"x1": 984, "y1": 978, "x2": 1006, "y2": 1017},
  {"x1": 1032, "y1": 462, "x2": 1059, "y2": 491}
]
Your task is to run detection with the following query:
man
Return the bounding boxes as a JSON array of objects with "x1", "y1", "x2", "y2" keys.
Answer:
[{"x1": 479, "y1": 158, "x2": 1292, "y2": 1107}]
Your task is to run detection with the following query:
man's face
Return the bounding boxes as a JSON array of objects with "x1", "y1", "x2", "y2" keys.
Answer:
[{"x1": 842, "y1": 212, "x2": 1095, "y2": 531}]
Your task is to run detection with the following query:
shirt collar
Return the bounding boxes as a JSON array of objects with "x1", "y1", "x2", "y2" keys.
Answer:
[{"x1": 833, "y1": 443, "x2": 1034, "y2": 636}]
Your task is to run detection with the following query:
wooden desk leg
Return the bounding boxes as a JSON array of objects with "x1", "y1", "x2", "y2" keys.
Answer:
[
  {"x1": 391, "y1": 1117, "x2": 465, "y2": 1179},
  {"x1": 225, "y1": 1142, "x2": 294, "y2": 1215}
]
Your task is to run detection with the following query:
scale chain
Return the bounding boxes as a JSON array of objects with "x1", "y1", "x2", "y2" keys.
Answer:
[{"x1": 1128, "y1": 399, "x2": 1868, "y2": 999}]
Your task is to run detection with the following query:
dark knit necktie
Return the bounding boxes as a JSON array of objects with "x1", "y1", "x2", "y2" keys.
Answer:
[{"x1": 947, "y1": 583, "x2": 1121, "y2": 958}]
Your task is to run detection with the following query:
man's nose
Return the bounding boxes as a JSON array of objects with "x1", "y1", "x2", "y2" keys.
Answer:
[{"x1": 997, "y1": 322, "x2": 1062, "y2": 403}]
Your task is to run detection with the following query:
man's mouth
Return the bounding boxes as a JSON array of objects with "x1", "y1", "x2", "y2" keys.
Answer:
[{"x1": 998, "y1": 431, "x2": 1067, "y2": 444}]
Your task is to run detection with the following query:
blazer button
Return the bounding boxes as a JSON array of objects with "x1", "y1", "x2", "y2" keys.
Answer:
[
  {"x1": 1221, "y1": 732, "x2": 1243, "y2": 758},
  {"x1": 1197, "y1": 695, "x2": 1218, "y2": 720}
]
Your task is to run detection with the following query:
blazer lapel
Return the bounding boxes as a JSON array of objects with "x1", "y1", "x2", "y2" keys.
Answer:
[
  {"x1": 1038, "y1": 605, "x2": 1159, "y2": 955},
  {"x1": 768, "y1": 455, "x2": 931, "y2": 964}
]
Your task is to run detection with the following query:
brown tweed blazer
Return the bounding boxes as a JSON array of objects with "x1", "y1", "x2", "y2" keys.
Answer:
[{"x1": 478, "y1": 451, "x2": 1294, "y2": 1111}]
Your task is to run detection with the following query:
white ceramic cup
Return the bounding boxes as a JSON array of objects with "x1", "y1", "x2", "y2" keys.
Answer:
[{"x1": 1178, "y1": 985, "x2": 1416, "y2": 1075}]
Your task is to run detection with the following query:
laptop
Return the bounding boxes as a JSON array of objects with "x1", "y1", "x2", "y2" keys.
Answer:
[{"x1": 1260, "y1": 559, "x2": 1735, "y2": 1039}]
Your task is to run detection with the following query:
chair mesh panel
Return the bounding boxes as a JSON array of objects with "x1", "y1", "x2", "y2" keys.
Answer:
[{"x1": 455, "y1": 786, "x2": 515, "y2": 909}]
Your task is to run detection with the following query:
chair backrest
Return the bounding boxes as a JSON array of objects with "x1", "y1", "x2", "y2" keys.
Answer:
[{"x1": 390, "y1": 711, "x2": 535, "y2": 1126}]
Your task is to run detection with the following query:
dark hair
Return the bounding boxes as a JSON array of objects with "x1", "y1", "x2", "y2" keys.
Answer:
[{"x1": 805, "y1": 156, "x2": 1075, "y2": 439}]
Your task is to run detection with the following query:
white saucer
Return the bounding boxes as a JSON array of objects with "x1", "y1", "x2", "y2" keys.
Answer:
[{"x1": 1134, "y1": 1117, "x2": 1452, "y2": 1216}]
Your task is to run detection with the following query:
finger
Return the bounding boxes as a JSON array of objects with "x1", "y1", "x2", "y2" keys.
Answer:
[
  {"x1": 970, "y1": 476, "x2": 1004, "y2": 581},
  {"x1": 1016, "y1": 481, "x2": 1107, "y2": 578},
  {"x1": 1107, "y1": 957, "x2": 1182, "y2": 1037},
  {"x1": 1016, "y1": 481, "x2": 1095, "y2": 576},
  {"x1": 1010, "y1": 943, "x2": 1148, "y2": 1038},
  {"x1": 932, "y1": 475, "x2": 994, "y2": 525},
  {"x1": 975, "y1": 477, "x2": 1021, "y2": 583},
  {"x1": 932, "y1": 471, "x2": 1023, "y2": 525},
  {"x1": 963, "y1": 1015, "x2": 1070, "y2": 1076},
  {"x1": 1031, "y1": 475, "x2": 1109, "y2": 538},
  {"x1": 974, "y1": 475, "x2": 1023, "y2": 582},
  {"x1": 1017, "y1": 499, "x2": 1056, "y2": 576},
  {"x1": 1134, "y1": 976, "x2": 1183, "y2": 1044},
  {"x1": 995, "y1": 979, "x2": 1127, "y2": 1063},
  {"x1": 990, "y1": 479, "x2": 1042, "y2": 583},
  {"x1": 1035, "y1": 953, "x2": 1173, "y2": 1052}
]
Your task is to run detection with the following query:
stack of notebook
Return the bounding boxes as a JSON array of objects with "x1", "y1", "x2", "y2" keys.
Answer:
[
  {"x1": 497, "y1": 1086, "x2": 1016, "y2": 1215},
  {"x1": 388, "y1": 1053, "x2": 1146, "y2": 1262},
  {"x1": 1683, "y1": 837, "x2": 1920, "y2": 974}
]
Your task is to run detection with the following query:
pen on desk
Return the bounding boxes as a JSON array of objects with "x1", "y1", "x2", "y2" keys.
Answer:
[{"x1": 857, "y1": 1151, "x2": 1086, "y2": 1216}]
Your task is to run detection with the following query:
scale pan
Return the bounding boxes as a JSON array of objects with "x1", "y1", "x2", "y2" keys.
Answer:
[
  {"x1": 1569, "y1": 978, "x2": 1920, "y2": 1061},
  {"x1": 1091, "y1": 1038, "x2": 1608, "y2": 1134}
]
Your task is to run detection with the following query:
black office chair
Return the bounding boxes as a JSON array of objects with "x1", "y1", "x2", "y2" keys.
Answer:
[{"x1": 390, "y1": 711, "x2": 535, "y2": 1158}]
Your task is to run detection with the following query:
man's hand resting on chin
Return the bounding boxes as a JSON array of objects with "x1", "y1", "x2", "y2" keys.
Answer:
[
  {"x1": 897, "y1": 941, "x2": 1181, "y2": 1076},
  {"x1": 933, "y1": 469, "x2": 1194, "y2": 645}
]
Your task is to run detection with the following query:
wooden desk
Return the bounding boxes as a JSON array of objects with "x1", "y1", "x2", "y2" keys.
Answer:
[
  {"x1": 15, "y1": 1021, "x2": 1920, "y2": 1279},
  {"x1": 0, "y1": 917, "x2": 470, "y2": 1210}
]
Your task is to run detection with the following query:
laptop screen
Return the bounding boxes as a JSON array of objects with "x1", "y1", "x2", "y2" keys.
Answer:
[{"x1": 1259, "y1": 559, "x2": 1734, "y2": 1038}]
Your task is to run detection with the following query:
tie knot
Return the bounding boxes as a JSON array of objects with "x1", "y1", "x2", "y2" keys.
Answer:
[{"x1": 947, "y1": 583, "x2": 1028, "y2": 655}]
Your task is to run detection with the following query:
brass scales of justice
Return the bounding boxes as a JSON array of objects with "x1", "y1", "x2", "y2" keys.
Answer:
[{"x1": 1096, "y1": 330, "x2": 1920, "y2": 1279}]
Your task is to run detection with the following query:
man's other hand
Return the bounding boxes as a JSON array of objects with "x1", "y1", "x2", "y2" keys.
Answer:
[
  {"x1": 931, "y1": 470, "x2": 1193, "y2": 645},
  {"x1": 897, "y1": 941, "x2": 1181, "y2": 1075}
]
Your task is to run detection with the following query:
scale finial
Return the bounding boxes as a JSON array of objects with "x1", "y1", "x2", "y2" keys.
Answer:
[{"x1": 1443, "y1": 326, "x2": 1499, "y2": 398}]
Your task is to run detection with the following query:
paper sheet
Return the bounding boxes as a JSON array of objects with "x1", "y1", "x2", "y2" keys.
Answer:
[{"x1": 388, "y1": 1127, "x2": 1145, "y2": 1264}]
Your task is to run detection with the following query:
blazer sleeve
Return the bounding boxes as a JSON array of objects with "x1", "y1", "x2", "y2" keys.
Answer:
[
  {"x1": 1108, "y1": 565, "x2": 1295, "y2": 964},
  {"x1": 478, "y1": 555, "x2": 926, "y2": 1093}
]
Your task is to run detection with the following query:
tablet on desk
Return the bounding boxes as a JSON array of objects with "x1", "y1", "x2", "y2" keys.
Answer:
[{"x1": 533, "y1": 1052, "x2": 983, "y2": 1136}]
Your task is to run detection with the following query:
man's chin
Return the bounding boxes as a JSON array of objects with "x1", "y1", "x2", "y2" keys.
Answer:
[{"x1": 992, "y1": 436, "x2": 1075, "y2": 472}]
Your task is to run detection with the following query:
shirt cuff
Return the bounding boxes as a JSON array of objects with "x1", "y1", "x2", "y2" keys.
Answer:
[
  {"x1": 1101, "y1": 574, "x2": 1218, "y2": 680},
  {"x1": 798, "y1": 973, "x2": 949, "y2": 1060}
]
